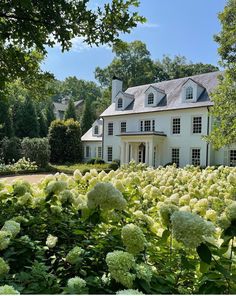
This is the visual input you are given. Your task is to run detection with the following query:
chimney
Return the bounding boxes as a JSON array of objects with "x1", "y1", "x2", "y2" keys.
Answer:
[{"x1": 112, "y1": 76, "x2": 123, "y2": 103}]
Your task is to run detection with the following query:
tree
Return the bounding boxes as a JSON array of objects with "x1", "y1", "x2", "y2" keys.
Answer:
[
  {"x1": 0, "y1": 98, "x2": 13, "y2": 139},
  {"x1": 0, "y1": 0, "x2": 145, "y2": 87},
  {"x1": 64, "y1": 99, "x2": 77, "y2": 121},
  {"x1": 80, "y1": 99, "x2": 95, "y2": 135},
  {"x1": 45, "y1": 102, "x2": 56, "y2": 129},
  {"x1": 38, "y1": 111, "x2": 48, "y2": 138},
  {"x1": 207, "y1": 0, "x2": 236, "y2": 149}
]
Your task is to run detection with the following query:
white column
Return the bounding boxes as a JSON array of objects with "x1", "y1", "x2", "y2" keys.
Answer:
[
  {"x1": 145, "y1": 141, "x2": 149, "y2": 165},
  {"x1": 149, "y1": 141, "x2": 153, "y2": 167},
  {"x1": 121, "y1": 141, "x2": 125, "y2": 165},
  {"x1": 125, "y1": 142, "x2": 129, "y2": 164}
]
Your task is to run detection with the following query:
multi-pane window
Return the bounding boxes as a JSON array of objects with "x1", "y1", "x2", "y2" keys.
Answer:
[
  {"x1": 192, "y1": 116, "x2": 202, "y2": 134},
  {"x1": 118, "y1": 98, "x2": 123, "y2": 108},
  {"x1": 120, "y1": 122, "x2": 126, "y2": 133},
  {"x1": 148, "y1": 93, "x2": 154, "y2": 105},
  {"x1": 191, "y1": 148, "x2": 201, "y2": 166},
  {"x1": 108, "y1": 122, "x2": 113, "y2": 135},
  {"x1": 230, "y1": 150, "x2": 236, "y2": 167},
  {"x1": 107, "y1": 146, "x2": 113, "y2": 162},
  {"x1": 140, "y1": 120, "x2": 155, "y2": 132},
  {"x1": 97, "y1": 146, "x2": 102, "y2": 158},
  {"x1": 172, "y1": 148, "x2": 180, "y2": 167},
  {"x1": 94, "y1": 125, "x2": 99, "y2": 135},
  {"x1": 172, "y1": 117, "x2": 181, "y2": 134},
  {"x1": 186, "y1": 86, "x2": 193, "y2": 100},
  {"x1": 85, "y1": 146, "x2": 90, "y2": 158}
]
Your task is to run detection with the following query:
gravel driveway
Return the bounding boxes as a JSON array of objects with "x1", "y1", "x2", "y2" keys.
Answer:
[{"x1": 0, "y1": 174, "x2": 50, "y2": 184}]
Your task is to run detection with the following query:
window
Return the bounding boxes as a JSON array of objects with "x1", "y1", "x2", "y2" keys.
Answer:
[
  {"x1": 172, "y1": 117, "x2": 181, "y2": 134},
  {"x1": 152, "y1": 120, "x2": 155, "y2": 131},
  {"x1": 191, "y1": 148, "x2": 200, "y2": 166},
  {"x1": 192, "y1": 116, "x2": 202, "y2": 134},
  {"x1": 97, "y1": 146, "x2": 102, "y2": 158},
  {"x1": 172, "y1": 148, "x2": 180, "y2": 167},
  {"x1": 117, "y1": 98, "x2": 123, "y2": 108},
  {"x1": 107, "y1": 146, "x2": 113, "y2": 162},
  {"x1": 148, "y1": 93, "x2": 154, "y2": 105},
  {"x1": 108, "y1": 122, "x2": 113, "y2": 135},
  {"x1": 144, "y1": 120, "x2": 151, "y2": 131},
  {"x1": 94, "y1": 125, "x2": 99, "y2": 135},
  {"x1": 85, "y1": 146, "x2": 90, "y2": 158},
  {"x1": 230, "y1": 150, "x2": 236, "y2": 167},
  {"x1": 120, "y1": 122, "x2": 126, "y2": 133},
  {"x1": 186, "y1": 86, "x2": 193, "y2": 100},
  {"x1": 140, "y1": 120, "x2": 155, "y2": 132}
]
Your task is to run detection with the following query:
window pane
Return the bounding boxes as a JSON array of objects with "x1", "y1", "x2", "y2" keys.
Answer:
[
  {"x1": 186, "y1": 87, "x2": 193, "y2": 100},
  {"x1": 148, "y1": 93, "x2": 154, "y2": 104},
  {"x1": 172, "y1": 118, "x2": 180, "y2": 134},
  {"x1": 107, "y1": 146, "x2": 113, "y2": 162},
  {"x1": 120, "y1": 122, "x2": 126, "y2": 133},
  {"x1": 108, "y1": 123, "x2": 113, "y2": 135},
  {"x1": 172, "y1": 148, "x2": 180, "y2": 167},
  {"x1": 192, "y1": 148, "x2": 200, "y2": 166},
  {"x1": 192, "y1": 117, "x2": 202, "y2": 134},
  {"x1": 97, "y1": 146, "x2": 102, "y2": 158},
  {"x1": 230, "y1": 150, "x2": 236, "y2": 167},
  {"x1": 144, "y1": 120, "x2": 151, "y2": 131},
  {"x1": 118, "y1": 98, "x2": 123, "y2": 108},
  {"x1": 94, "y1": 126, "x2": 99, "y2": 134}
]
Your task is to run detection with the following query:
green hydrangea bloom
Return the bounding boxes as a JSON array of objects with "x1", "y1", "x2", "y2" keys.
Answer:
[
  {"x1": 67, "y1": 277, "x2": 86, "y2": 294},
  {"x1": 13, "y1": 180, "x2": 31, "y2": 196},
  {"x1": 0, "y1": 285, "x2": 19, "y2": 294},
  {"x1": 171, "y1": 211, "x2": 215, "y2": 248},
  {"x1": 225, "y1": 201, "x2": 236, "y2": 222},
  {"x1": 106, "y1": 251, "x2": 136, "y2": 288},
  {"x1": 2, "y1": 220, "x2": 20, "y2": 238},
  {"x1": 0, "y1": 258, "x2": 10, "y2": 277},
  {"x1": 66, "y1": 246, "x2": 84, "y2": 264},
  {"x1": 116, "y1": 289, "x2": 143, "y2": 295},
  {"x1": 159, "y1": 204, "x2": 179, "y2": 227},
  {"x1": 0, "y1": 231, "x2": 12, "y2": 250},
  {"x1": 46, "y1": 234, "x2": 58, "y2": 248},
  {"x1": 45, "y1": 181, "x2": 67, "y2": 195},
  {"x1": 87, "y1": 182, "x2": 127, "y2": 211},
  {"x1": 121, "y1": 224, "x2": 146, "y2": 254},
  {"x1": 59, "y1": 190, "x2": 74, "y2": 203},
  {"x1": 136, "y1": 263, "x2": 153, "y2": 283}
]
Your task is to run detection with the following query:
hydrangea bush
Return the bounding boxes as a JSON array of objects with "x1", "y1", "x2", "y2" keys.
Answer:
[{"x1": 0, "y1": 164, "x2": 235, "y2": 294}]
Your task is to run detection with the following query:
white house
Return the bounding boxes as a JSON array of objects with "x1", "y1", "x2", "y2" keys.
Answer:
[
  {"x1": 81, "y1": 72, "x2": 236, "y2": 167},
  {"x1": 53, "y1": 97, "x2": 84, "y2": 120}
]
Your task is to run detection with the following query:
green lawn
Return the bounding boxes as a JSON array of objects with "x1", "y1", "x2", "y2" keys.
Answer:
[{"x1": 49, "y1": 163, "x2": 110, "y2": 174}]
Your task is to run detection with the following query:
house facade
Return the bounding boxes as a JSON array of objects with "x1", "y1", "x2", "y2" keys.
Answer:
[
  {"x1": 53, "y1": 97, "x2": 84, "y2": 120},
  {"x1": 81, "y1": 72, "x2": 236, "y2": 167}
]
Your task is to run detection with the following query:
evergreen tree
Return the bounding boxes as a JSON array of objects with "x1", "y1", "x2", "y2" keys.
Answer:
[
  {"x1": 64, "y1": 99, "x2": 77, "y2": 120},
  {"x1": 38, "y1": 111, "x2": 48, "y2": 137},
  {"x1": 80, "y1": 99, "x2": 95, "y2": 135},
  {"x1": 0, "y1": 98, "x2": 13, "y2": 139},
  {"x1": 46, "y1": 101, "x2": 56, "y2": 128}
]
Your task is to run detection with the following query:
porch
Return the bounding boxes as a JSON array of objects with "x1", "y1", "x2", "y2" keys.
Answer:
[{"x1": 117, "y1": 131, "x2": 167, "y2": 167}]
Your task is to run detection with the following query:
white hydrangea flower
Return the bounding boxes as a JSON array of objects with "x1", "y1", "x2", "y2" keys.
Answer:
[
  {"x1": 159, "y1": 204, "x2": 178, "y2": 227},
  {"x1": 0, "y1": 231, "x2": 12, "y2": 250},
  {"x1": 116, "y1": 289, "x2": 143, "y2": 295},
  {"x1": 50, "y1": 205, "x2": 62, "y2": 215},
  {"x1": 0, "y1": 258, "x2": 9, "y2": 277},
  {"x1": 73, "y1": 169, "x2": 83, "y2": 181},
  {"x1": 121, "y1": 224, "x2": 146, "y2": 254},
  {"x1": 66, "y1": 246, "x2": 84, "y2": 264},
  {"x1": 1, "y1": 220, "x2": 20, "y2": 238},
  {"x1": 67, "y1": 276, "x2": 86, "y2": 294},
  {"x1": 136, "y1": 263, "x2": 153, "y2": 283},
  {"x1": 58, "y1": 190, "x2": 74, "y2": 203},
  {"x1": 0, "y1": 285, "x2": 19, "y2": 295},
  {"x1": 46, "y1": 234, "x2": 58, "y2": 248},
  {"x1": 171, "y1": 211, "x2": 215, "y2": 248},
  {"x1": 45, "y1": 181, "x2": 67, "y2": 195},
  {"x1": 87, "y1": 182, "x2": 127, "y2": 211},
  {"x1": 106, "y1": 251, "x2": 136, "y2": 288},
  {"x1": 205, "y1": 209, "x2": 217, "y2": 222},
  {"x1": 225, "y1": 201, "x2": 236, "y2": 221}
]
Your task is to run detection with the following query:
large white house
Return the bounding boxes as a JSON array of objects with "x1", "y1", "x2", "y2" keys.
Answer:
[{"x1": 82, "y1": 71, "x2": 236, "y2": 167}]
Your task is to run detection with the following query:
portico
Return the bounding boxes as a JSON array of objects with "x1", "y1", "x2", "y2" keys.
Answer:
[{"x1": 118, "y1": 131, "x2": 166, "y2": 167}]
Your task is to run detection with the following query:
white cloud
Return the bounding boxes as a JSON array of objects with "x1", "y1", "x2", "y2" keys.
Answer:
[
  {"x1": 137, "y1": 22, "x2": 160, "y2": 29},
  {"x1": 70, "y1": 37, "x2": 111, "y2": 52}
]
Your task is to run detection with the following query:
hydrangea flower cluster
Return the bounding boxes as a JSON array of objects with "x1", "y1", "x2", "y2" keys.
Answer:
[
  {"x1": 225, "y1": 201, "x2": 236, "y2": 222},
  {"x1": 0, "y1": 285, "x2": 19, "y2": 295},
  {"x1": 45, "y1": 181, "x2": 67, "y2": 195},
  {"x1": 0, "y1": 231, "x2": 12, "y2": 250},
  {"x1": 121, "y1": 224, "x2": 146, "y2": 254},
  {"x1": 106, "y1": 251, "x2": 136, "y2": 288},
  {"x1": 66, "y1": 246, "x2": 84, "y2": 264},
  {"x1": 0, "y1": 258, "x2": 9, "y2": 277},
  {"x1": 67, "y1": 276, "x2": 86, "y2": 294},
  {"x1": 171, "y1": 211, "x2": 215, "y2": 248},
  {"x1": 13, "y1": 180, "x2": 31, "y2": 196},
  {"x1": 159, "y1": 204, "x2": 179, "y2": 227},
  {"x1": 136, "y1": 263, "x2": 153, "y2": 283},
  {"x1": 46, "y1": 234, "x2": 58, "y2": 248},
  {"x1": 1, "y1": 220, "x2": 20, "y2": 238},
  {"x1": 59, "y1": 190, "x2": 74, "y2": 204},
  {"x1": 116, "y1": 289, "x2": 143, "y2": 295},
  {"x1": 87, "y1": 182, "x2": 127, "y2": 211}
]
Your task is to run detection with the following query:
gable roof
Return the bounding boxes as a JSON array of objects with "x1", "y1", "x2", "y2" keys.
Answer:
[
  {"x1": 101, "y1": 71, "x2": 223, "y2": 117},
  {"x1": 81, "y1": 127, "x2": 102, "y2": 142}
]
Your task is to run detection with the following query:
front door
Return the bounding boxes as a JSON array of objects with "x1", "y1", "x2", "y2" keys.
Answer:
[{"x1": 138, "y1": 143, "x2": 145, "y2": 163}]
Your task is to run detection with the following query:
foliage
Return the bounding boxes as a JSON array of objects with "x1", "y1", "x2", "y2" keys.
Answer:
[
  {"x1": 0, "y1": 137, "x2": 22, "y2": 164},
  {"x1": 64, "y1": 99, "x2": 77, "y2": 121},
  {"x1": 48, "y1": 119, "x2": 82, "y2": 164},
  {"x1": 21, "y1": 138, "x2": 51, "y2": 168},
  {"x1": 0, "y1": 157, "x2": 37, "y2": 174},
  {"x1": 0, "y1": 99, "x2": 13, "y2": 140},
  {"x1": 0, "y1": 164, "x2": 235, "y2": 294},
  {"x1": 80, "y1": 99, "x2": 95, "y2": 134},
  {"x1": 49, "y1": 163, "x2": 110, "y2": 175}
]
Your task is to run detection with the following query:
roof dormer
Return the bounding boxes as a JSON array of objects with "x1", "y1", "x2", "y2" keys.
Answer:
[
  {"x1": 92, "y1": 119, "x2": 103, "y2": 137},
  {"x1": 181, "y1": 78, "x2": 205, "y2": 103},
  {"x1": 115, "y1": 91, "x2": 134, "y2": 111},
  {"x1": 144, "y1": 85, "x2": 165, "y2": 107}
]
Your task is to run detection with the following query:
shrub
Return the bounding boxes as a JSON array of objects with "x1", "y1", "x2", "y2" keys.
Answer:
[
  {"x1": 21, "y1": 137, "x2": 50, "y2": 168},
  {"x1": 0, "y1": 137, "x2": 22, "y2": 164},
  {"x1": 48, "y1": 119, "x2": 82, "y2": 164},
  {"x1": 86, "y1": 158, "x2": 96, "y2": 164},
  {"x1": 108, "y1": 160, "x2": 119, "y2": 171},
  {"x1": 94, "y1": 158, "x2": 105, "y2": 164},
  {"x1": 0, "y1": 157, "x2": 38, "y2": 175}
]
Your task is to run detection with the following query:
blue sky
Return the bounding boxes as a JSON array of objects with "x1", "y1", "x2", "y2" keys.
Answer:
[{"x1": 41, "y1": 0, "x2": 226, "y2": 82}]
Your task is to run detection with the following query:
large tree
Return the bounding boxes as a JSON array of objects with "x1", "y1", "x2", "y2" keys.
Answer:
[
  {"x1": 207, "y1": 0, "x2": 236, "y2": 149},
  {"x1": 80, "y1": 99, "x2": 95, "y2": 134},
  {"x1": 64, "y1": 99, "x2": 77, "y2": 121},
  {"x1": 0, "y1": 0, "x2": 145, "y2": 88}
]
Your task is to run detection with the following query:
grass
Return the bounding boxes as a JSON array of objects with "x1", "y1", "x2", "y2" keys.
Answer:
[{"x1": 49, "y1": 163, "x2": 111, "y2": 174}]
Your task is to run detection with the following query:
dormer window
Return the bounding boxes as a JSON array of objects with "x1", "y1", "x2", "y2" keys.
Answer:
[
  {"x1": 186, "y1": 86, "x2": 193, "y2": 100},
  {"x1": 117, "y1": 98, "x2": 123, "y2": 108},
  {"x1": 148, "y1": 93, "x2": 154, "y2": 105},
  {"x1": 94, "y1": 125, "x2": 99, "y2": 135}
]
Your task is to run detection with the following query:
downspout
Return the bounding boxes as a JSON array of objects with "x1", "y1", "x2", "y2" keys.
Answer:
[
  {"x1": 206, "y1": 107, "x2": 210, "y2": 167},
  {"x1": 102, "y1": 117, "x2": 104, "y2": 160}
]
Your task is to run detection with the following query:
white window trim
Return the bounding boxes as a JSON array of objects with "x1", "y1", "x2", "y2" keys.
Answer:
[
  {"x1": 117, "y1": 98, "x2": 123, "y2": 109},
  {"x1": 139, "y1": 118, "x2": 156, "y2": 132},
  {"x1": 191, "y1": 115, "x2": 203, "y2": 135},
  {"x1": 171, "y1": 147, "x2": 180, "y2": 166},
  {"x1": 171, "y1": 116, "x2": 181, "y2": 136},
  {"x1": 229, "y1": 149, "x2": 236, "y2": 167},
  {"x1": 85, "y1": 146, "x2": 91, "y2": 158},
  {"x1": 107, "y1": 122, "x2": 114, "y2": 136},
  {"x1": 190, "y1": 147, "x2": 201, "y2": 166},
  {"x1": 119, "y1": 120, "x2": 127, "y2": 133},
  {"x1": 107, "y1": 146, "x2": 113, "y2": 162}
]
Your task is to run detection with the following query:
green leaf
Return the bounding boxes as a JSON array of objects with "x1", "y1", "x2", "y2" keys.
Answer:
[
  {"x1": 200, "y1": 261, "x2": 210, "y2": 273},
  {"x1": 197, "y1": 243, "x2": 212, "y2": 264}
]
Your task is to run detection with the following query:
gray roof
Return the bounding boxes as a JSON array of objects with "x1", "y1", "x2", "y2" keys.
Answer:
[
  {"x1": 53, "y1": 102, "x2": 67, "y2": 112},
  {"x1": 81, "y1": 127, "x2": 102, "y2": 142},
  {"x1": 74, "y1": 100, "x2": 84, "y2": 107},
  {"x1": 101, "y1": 71, "x2": 223, "y2": 117}
]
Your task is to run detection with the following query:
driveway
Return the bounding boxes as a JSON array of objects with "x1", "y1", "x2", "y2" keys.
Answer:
[{"x1": 0, "y1": 174, "x2": 50, "y2": 184}]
